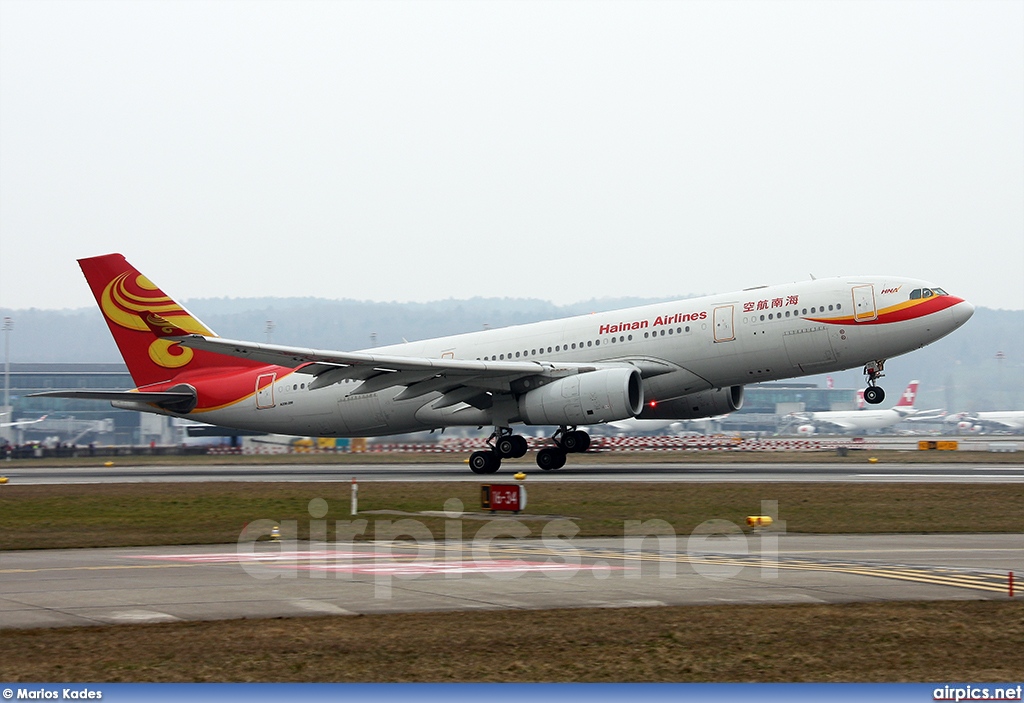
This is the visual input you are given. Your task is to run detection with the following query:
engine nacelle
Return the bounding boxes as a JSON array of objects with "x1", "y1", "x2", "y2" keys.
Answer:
[
  {"x1": 796, "y1": 424, "x2": 816, "y2": 436},
  {"x1": 638, "y1": 385, "x2": 744, "y2": 420},
  {"x1": 518, "y1": 368, "x2": 643, "y2": 426}
]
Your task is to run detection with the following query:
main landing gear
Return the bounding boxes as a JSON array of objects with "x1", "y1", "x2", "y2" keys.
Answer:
[
  {"x1": 466, "y1": 426, "x2": 592, "y2": 474},
  {"x1": 468, "y1": 427, "x2": 528, "y2": 475},
  {"x1": 535, "y1": 426, "x2": 590, "y2": 471},
  {"x1": 863, "y1": 360, "x2": 886, "y2": 405}
]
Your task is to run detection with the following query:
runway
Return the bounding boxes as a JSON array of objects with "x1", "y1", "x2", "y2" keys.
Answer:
[
  {"x1": 4, "y1": 460, "x2": 1023, "y2": 484},
  {"x1": 2, "y1": 533, "x2": 1019, "y2": 629},
  {"x1": 4, "y1": 458, "x2": 1019, "y2": 630}
]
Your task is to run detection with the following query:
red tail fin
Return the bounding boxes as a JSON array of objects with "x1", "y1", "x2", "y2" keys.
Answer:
[
  {"x1": 79, "y1": 254, "x2": 257, "y2": 387},
  {"x1": 895, "y1": 381, "x2": 919, "y2": 408}
]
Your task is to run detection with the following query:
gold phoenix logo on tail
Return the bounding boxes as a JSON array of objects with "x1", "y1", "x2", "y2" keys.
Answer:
[{"x1": 101, "y1": 272, "x2": 213, "y2": 370}]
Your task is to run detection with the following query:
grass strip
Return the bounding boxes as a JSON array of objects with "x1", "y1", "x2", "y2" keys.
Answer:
[{"x1": 0, "y1": 482, "x2": 1021, "y2": 550}]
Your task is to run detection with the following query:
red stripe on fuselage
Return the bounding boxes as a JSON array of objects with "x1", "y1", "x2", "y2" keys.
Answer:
[{"x1": 808, "y1": 295, "x2": 964, "y2": 326}]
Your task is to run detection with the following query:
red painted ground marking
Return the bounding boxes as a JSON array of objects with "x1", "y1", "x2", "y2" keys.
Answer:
[{"x1": 127, "y1": 551, "x2": 628, "y2": 575}]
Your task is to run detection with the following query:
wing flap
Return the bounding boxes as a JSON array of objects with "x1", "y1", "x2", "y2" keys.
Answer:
[
  {"x1": 351, "y1": 369, "x2": 439, "y2": 396},
  {"x1": 394, "y1": 375, "x2": 462, "y2": 401},
  {"x1": 433, "y1": 386, "x2": 490, "y2": 410}
]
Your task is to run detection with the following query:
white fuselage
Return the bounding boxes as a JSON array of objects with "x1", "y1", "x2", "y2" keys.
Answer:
[
  {"x1": 163, "y1": 276, "x2": 973, "y2": 437},
  {"x1": 795, "y1": 407, "x2": 916, "y2": 434}
]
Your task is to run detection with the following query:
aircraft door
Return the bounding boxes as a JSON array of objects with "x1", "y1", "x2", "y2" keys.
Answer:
[
  {"x1": 713, "y1": 305, "x2": 735, "y2": 342},
  {"x1": 256, "y1": 373, "x2": 276, "y2": 409},
  {"x1": 852, "y1": 285, "x2": 877, "y2": 322}
]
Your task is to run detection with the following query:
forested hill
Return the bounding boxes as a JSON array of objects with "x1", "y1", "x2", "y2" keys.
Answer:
[{"x1": 2, "y1": 298, "x2": 1021, "y2": 413}]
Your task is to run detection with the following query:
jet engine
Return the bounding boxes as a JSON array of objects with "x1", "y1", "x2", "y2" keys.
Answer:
[
  {"x1": 518, "y1": 367, "x2": 643, "y2": 426},
  {"x1": 638, "y1": 385, "x2": 744, "y2": 420},
  {"x1": 796, "y1": 424, "x2": 816, "y2": 436}
]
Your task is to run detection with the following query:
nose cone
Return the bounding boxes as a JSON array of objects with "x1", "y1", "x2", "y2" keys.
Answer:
[{"x1": 950, "y1": 298, "x2": 975, "y2": 328}]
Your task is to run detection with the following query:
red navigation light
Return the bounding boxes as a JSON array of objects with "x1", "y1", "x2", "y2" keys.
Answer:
[{"x1": 648, "y1": 400, "x2": 657, "y2": 408}]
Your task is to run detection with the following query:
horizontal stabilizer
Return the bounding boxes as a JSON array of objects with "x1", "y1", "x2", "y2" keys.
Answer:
[{"x1": 28, "y1": 390, "x2": 195, "y2": 404}]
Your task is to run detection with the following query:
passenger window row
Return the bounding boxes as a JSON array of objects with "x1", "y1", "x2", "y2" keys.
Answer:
[
  {"x1": 471, "y1": 302, "x2": 851, "y2": 361},
  {"x1": 746, "y1": 303, "x2": 842, "y2": 323},
  {"x1": 476, "y1": 334, "x2": 639, "y2": 361}
]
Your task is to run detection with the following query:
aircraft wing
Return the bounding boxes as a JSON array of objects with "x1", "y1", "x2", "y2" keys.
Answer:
[
  {"x1": 170, "y1": 334, "x2": 625, "y2": 400},
  {"x1": 0, "y1": 414, "x2": 47, "y2": 428},
  {"x1": 973, "y1": 417, "x2": 1023, "y2": 431},
  {"x1": 902, "y1": 408, "x2": 946, "y2": 421},
  {"x1": 173, "y1": 334, "x2": 542, "y2": 375}
]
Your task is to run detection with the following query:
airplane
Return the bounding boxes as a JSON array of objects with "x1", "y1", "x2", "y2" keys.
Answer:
[
  {"x1": 31, "y1": 254, "x2": 975, "y2": 473},
  {"x1": 946, "y1": 410, "x2": 1024, "y2": 434},
  {"x1": 783, "y1": 381, "x2": 942, "y2": 435}
]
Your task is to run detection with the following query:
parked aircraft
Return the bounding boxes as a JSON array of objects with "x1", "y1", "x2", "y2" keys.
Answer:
[
  {"x1": 946, "y1": 410, "x2": 1024, "y2": 433},
  {"x1": 784, "y1": 381, "x2": 941, "y2": 434},
  {"x1": 32, "y1": 254, "x2": 974, "y2": 472}
]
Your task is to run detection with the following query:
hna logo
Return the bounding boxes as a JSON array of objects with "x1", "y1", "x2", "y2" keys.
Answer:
[
  {"x1": 880, "y1": 286, "x2": 902, "y2": 295},
  {"x1": 100, "y1": 272, "x2": 212, "y2": 370}
]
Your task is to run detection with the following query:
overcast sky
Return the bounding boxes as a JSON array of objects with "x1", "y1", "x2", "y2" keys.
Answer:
[{"x1": 1, "y1": 0, "x2": 1022, "y2": 312}]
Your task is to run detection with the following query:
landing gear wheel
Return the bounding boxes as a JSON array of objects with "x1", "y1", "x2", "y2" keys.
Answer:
[
  {"x1": 563, "y1": 430, "x2": 590, "y2": 453},
  {"x1": 495, "y1": 434, "x2": 529, "y2": 459},
  {"x1": 536, "y1": 447, "x2": 567, "y2": 471},
  {"x1": 469, "y1": 450, "x2": 501, "y2": 474},
  {"x1": 510, "y1": 435, "x2": 528, "y2": 458},
  {"x1": 863, "y1": 386, "x2": 885, "y2": 405},
  {"x1": 496, "y1": 437, "x2": 516, "y2": 458}
]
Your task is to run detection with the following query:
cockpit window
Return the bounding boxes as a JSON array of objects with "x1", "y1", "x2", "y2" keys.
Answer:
[
  {"x1": 910, "y1": 287, "x2": 946, "y2": 300},
  {"x1": 923, "y1": 289, "x2": 933, "y2": 298},
  {"x1": 933, "y1": 287, "x2": 947, "y2": 296},
  {"x1": 910, "y1": 289, "x2": 922, "y2": 300}
]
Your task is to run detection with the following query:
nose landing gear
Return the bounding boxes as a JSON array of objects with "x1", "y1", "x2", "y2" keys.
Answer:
[{"x1": 863, "y1": 360, "x2": 886, "y2": 405}]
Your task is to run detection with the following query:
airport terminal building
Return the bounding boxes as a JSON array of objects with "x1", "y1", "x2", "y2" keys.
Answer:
[{"x1": 3, "y1": 362, "x2": 858, "y2": 445}]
